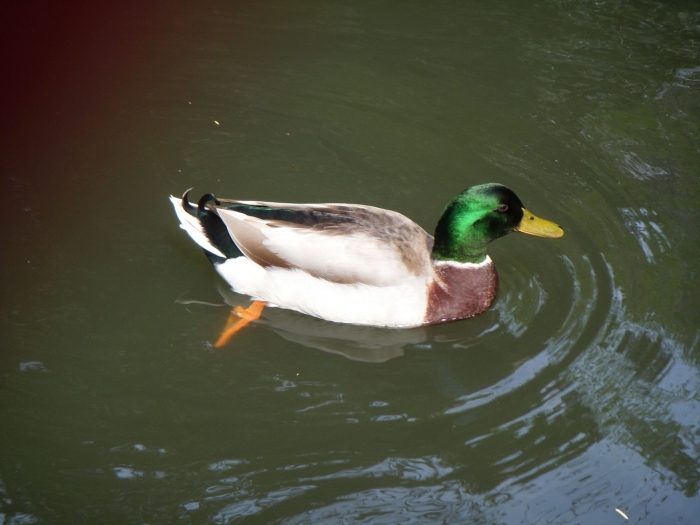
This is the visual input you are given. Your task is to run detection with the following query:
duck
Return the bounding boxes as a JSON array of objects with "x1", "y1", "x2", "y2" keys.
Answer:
[{"x1": 170, "y1": 183, "x2": 563, "y2": 345}]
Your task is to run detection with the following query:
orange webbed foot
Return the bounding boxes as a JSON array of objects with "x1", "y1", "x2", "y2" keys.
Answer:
[{"x1": 214, "y1": 300, "x2": 267, "y2": 348}]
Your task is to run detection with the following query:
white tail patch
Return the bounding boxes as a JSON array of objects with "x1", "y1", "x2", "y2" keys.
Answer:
[{"x1": 169, "y1": 195, "x2": 226, "y2": 258}]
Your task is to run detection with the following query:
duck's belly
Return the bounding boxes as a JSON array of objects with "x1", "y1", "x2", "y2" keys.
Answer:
[{"x1": 215, "y1": 257, "x2": 429, "y2": 328}]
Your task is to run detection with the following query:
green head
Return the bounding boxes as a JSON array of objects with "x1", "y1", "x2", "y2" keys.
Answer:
[{"x1": 432, "y1": 183, "x2": 563, "y2": 264}]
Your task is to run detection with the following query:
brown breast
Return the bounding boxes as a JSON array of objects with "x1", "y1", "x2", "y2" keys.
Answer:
[{"x1": 423, "y1": 260, "x2": 499, "y2": 325}]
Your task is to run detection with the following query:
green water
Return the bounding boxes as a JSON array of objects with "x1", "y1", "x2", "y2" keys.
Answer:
[{"x1": 1, "y1": 0, "x2": 699, "y2": 523}]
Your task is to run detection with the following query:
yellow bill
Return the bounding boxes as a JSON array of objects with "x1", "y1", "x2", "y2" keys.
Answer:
[{"x1": 515, "y1": 208, "x2": 564, "y2": 238}]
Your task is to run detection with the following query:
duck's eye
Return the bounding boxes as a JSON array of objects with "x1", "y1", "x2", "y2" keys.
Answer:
[{"x1": 496, "y1": 204, "x2": 508, "y2": 212}]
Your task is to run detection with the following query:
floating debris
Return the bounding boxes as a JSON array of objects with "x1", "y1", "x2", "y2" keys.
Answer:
[
  {"x1": 19, "y1": 361, "x2": 48, "y2": 373},
  {"x1": 615, "y1": 508, "x2": 629, "y2": 519},
  {"x1": 113, "y1": 467, "x2": 143, "y2": 480}
]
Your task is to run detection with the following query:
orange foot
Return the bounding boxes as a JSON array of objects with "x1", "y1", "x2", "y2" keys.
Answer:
[{"x1": 214, "y1": 300, "x2": 267, "y2": 348}]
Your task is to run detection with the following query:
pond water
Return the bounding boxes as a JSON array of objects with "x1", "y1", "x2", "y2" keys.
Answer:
[{"x1": 1, "y1": 0, "x2": 699, "y2": 523}]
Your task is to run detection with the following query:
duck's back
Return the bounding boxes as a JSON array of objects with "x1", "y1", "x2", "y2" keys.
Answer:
[{"x1": 214, "y1": 200, "x2": 435, "y2": 288}]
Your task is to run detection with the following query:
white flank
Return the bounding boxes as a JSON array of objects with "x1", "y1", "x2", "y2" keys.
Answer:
[
  {"x1": 169, "y1": 195, "x2": 226, "y2": 258},
  {"x1": 214, "y1": 257, "x2": 428, "y2": 327}
]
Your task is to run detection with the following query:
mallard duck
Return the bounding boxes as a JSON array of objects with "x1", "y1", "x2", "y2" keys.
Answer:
[{"x1": 170, "y1": 183, "x2": 563, "y2": 345}]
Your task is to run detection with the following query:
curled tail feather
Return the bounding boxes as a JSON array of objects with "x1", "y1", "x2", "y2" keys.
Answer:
[{"x1": 170, "y1": 190, "x2": 242, "y2": 261}]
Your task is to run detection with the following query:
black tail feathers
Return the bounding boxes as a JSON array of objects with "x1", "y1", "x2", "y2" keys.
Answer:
[
  {"x1": 180, "y1": 189, "x2": 243, "y2": 262},
  {"x1": 198, "y1": 193, "x2": 220, "y2": 212},
  {"x1": 181, "y1": 189, "x2": 221, "y2": 218}
]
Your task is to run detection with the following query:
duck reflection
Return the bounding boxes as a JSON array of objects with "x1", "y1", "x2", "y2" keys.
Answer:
[
  {"x1": 256, "y1": 308, "x2": 428, "y2": 363},
  {"x1": 185, "y1": 286, "x2": 430, "y2": 363}
]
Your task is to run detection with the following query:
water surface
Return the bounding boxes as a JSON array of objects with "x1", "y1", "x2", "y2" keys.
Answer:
[{"x1": 1, "y1": 0, "x2": 699, "y2": 523}]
